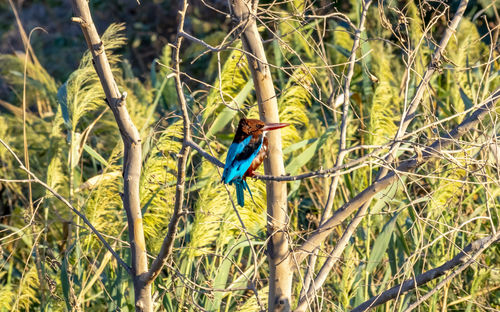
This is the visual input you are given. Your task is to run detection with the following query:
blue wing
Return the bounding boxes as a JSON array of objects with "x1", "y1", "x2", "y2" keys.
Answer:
[{"x1": 222, "y1": 135, "x2": 263, "y2": 184}]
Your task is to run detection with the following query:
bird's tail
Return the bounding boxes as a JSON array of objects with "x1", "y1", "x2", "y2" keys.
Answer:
[
  {"x1": 234, "y1": 179, "x2": 256, "y2": 207},
  {"x1": 235, "y1": 180, "x2": 245, "y2": 207}
]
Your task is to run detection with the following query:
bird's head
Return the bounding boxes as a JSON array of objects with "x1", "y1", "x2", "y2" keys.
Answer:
[{"x1": 234, "y1": 118, "x2": 289, "y2": 141}]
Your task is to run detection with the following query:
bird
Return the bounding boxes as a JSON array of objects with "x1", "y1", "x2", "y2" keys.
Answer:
[{"x1": 222, "y1": 118, "x2": 289, "y2": 207}]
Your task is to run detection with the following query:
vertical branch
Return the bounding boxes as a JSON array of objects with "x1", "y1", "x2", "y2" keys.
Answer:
[
  {"x1": 300, "y1": 0, "x2": 372, "y2": 303},
  {"x1": 70, "y1": 1, "x2": 151, "y2": 310},
  {"x1": 229, "y1": 0, "x2": 292, "y2": 310},
  {"x1": 145, "y1": 0, "x2": 191, "y2": 284}
]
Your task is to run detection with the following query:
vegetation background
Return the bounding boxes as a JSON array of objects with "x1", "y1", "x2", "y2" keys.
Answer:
[{"x1": 0, "y1": 0, "x2": 498, "y2": 311}]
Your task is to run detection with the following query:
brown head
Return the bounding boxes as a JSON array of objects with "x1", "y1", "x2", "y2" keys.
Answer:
[{"x1": 233, "y1": 118, "x2": 289, "y2": 143}]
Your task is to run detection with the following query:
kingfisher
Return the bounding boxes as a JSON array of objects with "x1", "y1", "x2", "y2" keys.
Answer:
[{"x1": 222, "y1": 118, "x2": 289, "y2": 207}]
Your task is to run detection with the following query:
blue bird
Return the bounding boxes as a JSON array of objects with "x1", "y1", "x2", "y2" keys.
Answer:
[{"x1": 222, "y1": 118, "x2": 289, "y2": 206}]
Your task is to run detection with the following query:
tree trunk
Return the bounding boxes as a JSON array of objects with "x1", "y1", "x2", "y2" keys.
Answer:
[{"x1": 229, "y1": 0, "x2": 292, "y2": 310}]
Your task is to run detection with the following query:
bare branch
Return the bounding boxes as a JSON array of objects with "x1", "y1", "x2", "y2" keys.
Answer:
[
  {"x1": 384, "y1": 0, "x2": 470, "y2": 170},
  {"x1": 352, "y1": 233, "x2": 500, "y2": 312},
  {"x1": 187, "y1": 139, "x2": 225, "y2": 168},
  {"x1": 144, "y1": 1, "x2": 191, "y2": 285}
]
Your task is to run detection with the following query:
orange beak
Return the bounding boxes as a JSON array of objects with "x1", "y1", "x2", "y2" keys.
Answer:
[{"x1": 261, "y1": 123, "x2": 289, "y2": 131}]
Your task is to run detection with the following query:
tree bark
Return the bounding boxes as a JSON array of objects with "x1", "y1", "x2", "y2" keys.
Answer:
[
  {"x1": 70, "y1": 1, "x2": 151, "y2": 310},
  {"x1": 229, "y1": 0, "x2": 292, "y2": 310}
]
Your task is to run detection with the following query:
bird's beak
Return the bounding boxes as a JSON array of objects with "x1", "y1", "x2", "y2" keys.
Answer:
[{"x1": 262, "y1": 123, "x2": 290, "y2": 131}]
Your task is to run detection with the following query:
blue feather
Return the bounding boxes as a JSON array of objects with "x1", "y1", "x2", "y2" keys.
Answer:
[
  {"x1": 233, "y1": 179, "x2": 256, "y2": 207},
  {"x1": 242, "y1": 180, "x2": 255, "y2": 204},
  {"x1": 222, "y1": 136, "x2": 263, "y2": 184},
  {"x1": 222, "y1": 135, "x2": 264, "y2": 207},
  {"x1": 235, "y1": 180, "x2": 245, "y2": 206}
]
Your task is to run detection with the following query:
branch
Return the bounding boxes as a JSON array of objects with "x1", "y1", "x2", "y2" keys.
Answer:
[
  {"x1": 187, "y1": 139, "x2": 225, "y2": 168},
  {"x1": 299, "y1": 0, "x2": 373, "y2": 305},
  {"x1": 294, "y1": 87, "x2": 500, "y2": 264},
  {"x1": 188, "y1": 135, "x2": 377, "y2": 180},
  {"x1": 297, "y1": 0, "x2": 470, "y2": 307},
  {"x1": 229, "y1": 0, "x2": 292, "y2": 309},
  {"x1": 352, "y1": 233, "x2": 500, "y2": 312},
  {"x1": 0, "y1": 138, "x2": 131, "y2": 274},
  {"x1": 70, "y1": 0, "x2": 151, "y2": 309},
  {"x1": 144, "y1": 1, "x2": 191, "y2": 284},
  {"x1": 384, "y1": 0, "x2": 469, "y2": 170}
]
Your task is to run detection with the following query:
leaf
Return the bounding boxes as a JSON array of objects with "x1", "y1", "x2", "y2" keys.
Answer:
[
  {"x1": 70, "y1": 132, "x2": 83, "y2": 169},
  {"x1": 459, "y1": 87, "x2": 473, "y2": 111},
  {"x1": 371, "y1": 178, "x2": 403, "y2": 214},
  {"x1": 83, "y1": 144, "x2": 109, "y2": 167},
  {"x1": 205, "y1": 237, "x2": 247, "y2": 310},
  {"x1": 61, "y1": 255, "x2": 72, "y2": 311},
  {"x1": 57, "y1": 81, "x2": 71, "y2": 129},
  {"x1": 285, "y1": 126, "x2": 334, "y2": 174},
  {"x1": 0, "y1": 224, "x2": 32, "y2": 247},
  {"x1": 282, "y1": 138, "x2": 316, "y2": 155},
  {"x1": 273, "y1": 40, "x2": 285, "y2": 85},
  {"x1": 286, "y1": 138, "x2": 319, "y2": 174},
  {"x1": 326, "y1": 43, "x2": 351, "y2": 58},
  {"x1": 77, "y1": 171, "x2": 121, "y2": 192},
  {"x1": 366, "y1": 213, "x2": 400, "y2": 273}
]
